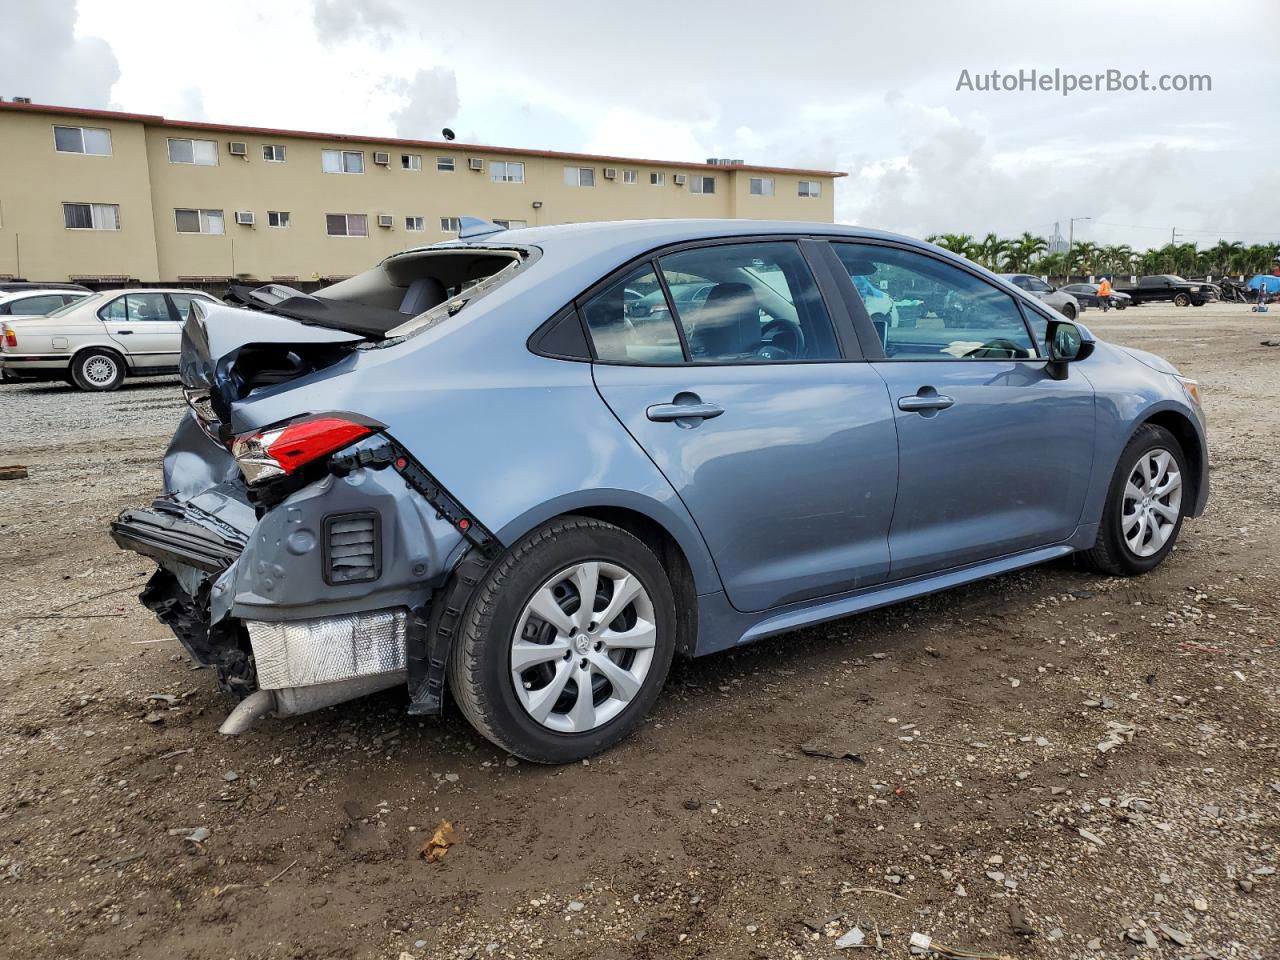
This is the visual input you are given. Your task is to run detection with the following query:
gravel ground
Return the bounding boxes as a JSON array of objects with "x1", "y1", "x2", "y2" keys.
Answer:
[{"x1": 0, "y1": 303, "x2": 1276, "y2": 960}]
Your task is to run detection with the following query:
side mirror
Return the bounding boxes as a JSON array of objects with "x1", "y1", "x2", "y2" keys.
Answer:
[{"x1": 1045, "y1": 318, "x2": 1095, "y2": 380}]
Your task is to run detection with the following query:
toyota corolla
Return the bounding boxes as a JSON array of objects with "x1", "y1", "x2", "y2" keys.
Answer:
[{"x1": 112, "y1": 219, "x2": 1208, "y2": 763}]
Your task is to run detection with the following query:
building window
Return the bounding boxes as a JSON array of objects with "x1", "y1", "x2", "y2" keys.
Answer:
[
  {"x1": 405, "y1": 216, "x2": 425, "y2": 231},
  {"x1": 493, "y1": 219, "x2": 528, "y2": 229},
  {"x1": 564, "y1": 167, "x2": 595, "y2": 187},
  {"x1": 490, "y1": 160, "x2": 525, "y2": 183},
  {"x1": 63, "y1": 202, "x2": 120, "y2": 231},
  {"x1": 167, "y1": 138, "x2": 219, "y2": 165},
  {"x1": 689, "y1": 175, "x2": 716, "y2": 195},
  {"x1": 262, "y1": 144, "x2": 287, "y2": 162},
  {"x1": 53, "y1": 125, "x2": 112, "y2": 156},
  {"x1": 175, "y1": 208, "x2": 225, "y2": 234},
  {"x1": 440, "y1": 217, "x2": 461, "y2": 233},
  {"x1": 749, "y1": 176, "x2": 774, "y2": 197},
  {"x1": 402, "y1": 154, "x2": 422, "y2": 171},
  {"x1": 622, "y1": 170, "x2": 638, "y2": 185},
  {"x1": 649, "y1": 172, "x2": 665, "y2": 186},
  {"x1": 325, "y1": 213, "x2": 368, "y2": 236},
  {"x1": 798, "y1": 180, "x2": 821, "y2": 198},
  {"x1": 436, "y1": 157, "x2": 455, "y2": 172},
  {"x1": 321, "y1": 149, "x2": 364, "y2": 174},
  {"x1": 267, "y1": 210, "x2": 290, "y2": 228}
]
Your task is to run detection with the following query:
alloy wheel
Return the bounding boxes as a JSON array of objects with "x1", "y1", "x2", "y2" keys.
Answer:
[
  {"x1": 83, "y1": 354, "x2": 119, "y2": 387},
  {"x1": 510, "y1": 560, "x2": 657, "y2": 734},
  {"x1": 1121, "y1": 447, "x2": 1183, "y2": 557}
]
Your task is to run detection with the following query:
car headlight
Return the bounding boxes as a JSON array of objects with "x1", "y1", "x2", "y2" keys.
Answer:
[{"x1": 1175, "y1": 375, "x2": 1201, "y2": 406}]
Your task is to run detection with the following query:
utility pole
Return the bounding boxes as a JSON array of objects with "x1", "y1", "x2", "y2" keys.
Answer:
[{"x1": 1068, "y1": 216, "x2": 1092, "y2": 256}]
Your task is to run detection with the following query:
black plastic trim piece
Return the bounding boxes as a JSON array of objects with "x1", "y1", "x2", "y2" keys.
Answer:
[
  {"x1": 406, "y1": 547, "x2": 492, "y2": 716},
  {"x1": 321, "y1": 510, "x2": 382, "y2": 585},
  {"x1": 527, "y1": 304, "x2": 592, "y2": 361}
]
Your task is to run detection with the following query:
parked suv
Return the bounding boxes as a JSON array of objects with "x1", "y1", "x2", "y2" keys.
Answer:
[
  {"x1": 1, "y1": 288, "x2": 219, "y2": 389},
  {"x1": 998, "y1": 274, "x2": 1084, "y2": 319},
  {"x1": 112, "y1": 220, "x2": 1208, "y2": 763}
]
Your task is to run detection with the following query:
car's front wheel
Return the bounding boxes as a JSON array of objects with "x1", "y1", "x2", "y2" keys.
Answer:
[
  {"x1": 448, "y1": 516, "x2": 676, "y2": 763},
  {"x1": 1173, "y1": 293, "x2": 1191, "y2": 307},
  {"x1": 1083, "y1": 424, "x2": 1187, "y2": 576},
  {"x1": 71, "y1": 348, "x2": 125, "y2": 391}
]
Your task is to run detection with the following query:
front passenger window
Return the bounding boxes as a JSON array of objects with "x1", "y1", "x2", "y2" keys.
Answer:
[{"x1": 833, "y1": 243, "x2": 1037, "y2": 360}]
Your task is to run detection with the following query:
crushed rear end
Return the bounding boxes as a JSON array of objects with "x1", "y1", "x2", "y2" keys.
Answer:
[{"x1": 111, "y1": 244, "x2": 525, "y2": 732}]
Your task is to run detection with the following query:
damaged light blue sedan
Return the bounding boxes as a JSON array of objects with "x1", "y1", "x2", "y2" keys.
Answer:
[{"x1": 112, "y1": 219, "x2": 1208, "y2": 763}]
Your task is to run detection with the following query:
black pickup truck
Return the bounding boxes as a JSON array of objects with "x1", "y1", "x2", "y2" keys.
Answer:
[{"x1": 1114, "y1": 275, "x2": 1218, "y2": 307}]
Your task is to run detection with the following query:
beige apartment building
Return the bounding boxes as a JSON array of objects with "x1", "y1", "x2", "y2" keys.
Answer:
[{"x1": 0, "y1": 100, "x2": 843, "y2": 285}]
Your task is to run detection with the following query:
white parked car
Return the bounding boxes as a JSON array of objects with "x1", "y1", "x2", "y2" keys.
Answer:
[{"x1": 1, "y1": 288, "x2": 219, "y2": 391}]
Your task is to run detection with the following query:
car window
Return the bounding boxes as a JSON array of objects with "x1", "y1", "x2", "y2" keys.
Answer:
[
  {"x1": 834, "y1": 243, "x2": 1037, "y2": 360},
  {"x1": 168, "y1": 293, "x2": 209, "y2": 321},
  {"x1": 581, "y1": 264, "x2": 684, "y2": 364},
  {"x1": 100, "y1": 293, "x2": 172, "y2": 322},
  {"x1": 656, "y1": 242, "x2": 840, "y2": 362},
  {"x1": 7, "y1": 294, "x2": 68, "y2": 315}
]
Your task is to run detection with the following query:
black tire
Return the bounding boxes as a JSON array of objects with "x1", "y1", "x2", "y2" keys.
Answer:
[
  {"x1": 1173, "y1": 293, "x2": 1191, "y2": 307},
  {"x1": 1061, "y1": 303, "x2": 1077, "y2": 320},
  {"x1": 448, "y1": 516, "x2": 676, "y2": 763},
  {"x1": 1115, "y1": 302, "x2": 1127, "y2": 310},
  {"x1": 1082, "y1": 424, "x2": 1188, "y2": 576},
  {"x1": 70, "y1": 348, "x2": 125, "y2": 391}
]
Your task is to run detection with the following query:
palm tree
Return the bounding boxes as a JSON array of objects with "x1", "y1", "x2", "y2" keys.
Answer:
[
  {"x1": 1098, "y1": 244, "x2": 1134, "y2": 277},
  {"x1": 1069, "y1": 241, "x2": 1101, "y2": 277},
  {"x1": 1205, "y1": 240, "x2": 1242, "y2": 277},
  {"x1": 973, "y1": 233, "x2": 1012, "y2": 271},
  {"x1": 933, "y1": 233, "x2": 976, "y2": 259},
  {"x1": 1006, "y1": 233, "x2": 1048, "y2": 272}
]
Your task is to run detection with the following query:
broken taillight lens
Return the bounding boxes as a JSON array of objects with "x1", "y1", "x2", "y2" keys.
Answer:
[{"x1": 231, "y1": 414, "x2": 382, "y2": 485}]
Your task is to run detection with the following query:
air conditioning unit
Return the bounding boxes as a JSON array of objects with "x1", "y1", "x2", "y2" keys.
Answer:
[
  {"x1": 377, "y1": 214, "x2": 394, "y2": 228},
  {"x1": 228, "y1": 141, "x2": 247, "y2": 157},
  {"x1": 602, "y1": 167, "x2": 618, "y2": 180},
  {"x1": 672, "y1": 174, "x2": 687, "y2": 186},
  {"x1": 373, "y1": 151, "x2": 391, "y2": 165},
  {"x1": 468, "y1": 157, "x2": 483, "y2": 171},
  {"x1": 235, "y1": 211, "x2": 255, "y2": 225}
]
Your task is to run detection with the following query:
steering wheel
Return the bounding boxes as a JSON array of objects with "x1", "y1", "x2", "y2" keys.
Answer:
[
  {"x1": 963, "y1": 338, "x2": 1022, "y2": 359},
  {"x1": 760, "y1": 319, "x2": 804, "y2": 360}
]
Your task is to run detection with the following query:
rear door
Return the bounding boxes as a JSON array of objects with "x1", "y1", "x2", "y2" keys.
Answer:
[
  {"x1": 586, "y1": 239, "x2": 899, "y2": 613},
  {"x1": 100, "y1": 292, "x2": 182, "y2": 370},
  {"x1": 830, "y1": 242, "x2": 1096, "y2": 580}
]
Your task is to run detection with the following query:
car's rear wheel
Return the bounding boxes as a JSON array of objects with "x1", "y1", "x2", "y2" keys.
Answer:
[
  {"x1": 448, "y1": 516, "x2": 676, "y2": 763},
  {"x1": 71, "y1": 348, "x2": 125, "y2": 391},
  {"x1": 1061, "y1": 303, "x2": 1077, "y2": 320},
  {"x1": 1082, "y1": 424, "x2": 1187, "y2": 576}
]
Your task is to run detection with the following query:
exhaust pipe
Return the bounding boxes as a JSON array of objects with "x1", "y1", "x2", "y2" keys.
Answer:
[{"x1": 219, "y1": 689, "x2": 276, "y2": 735}]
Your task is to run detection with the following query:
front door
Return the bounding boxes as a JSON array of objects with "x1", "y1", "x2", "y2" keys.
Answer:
[
  {"x1": 584, "y1": 240, "x2": 899, "y2": 613},
  {"x1": 830, "y1": 242, "x2": 1096, "y2": 580},
  {"x1": 100, "y1": 292, "x2": 181, "y2": 370}
]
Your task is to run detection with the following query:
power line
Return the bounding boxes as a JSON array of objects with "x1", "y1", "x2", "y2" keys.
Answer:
[{"x1": 1091, "y1": 220, "x2": 1280, "y2": 239}]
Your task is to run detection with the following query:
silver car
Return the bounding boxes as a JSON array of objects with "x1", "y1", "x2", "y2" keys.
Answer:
[
  {"x1": 1, "y1": 288, "x2": 219, "y2": 390},
  {"x1": 999, "y1": 274, "x2": 1083, "y2": 320}
]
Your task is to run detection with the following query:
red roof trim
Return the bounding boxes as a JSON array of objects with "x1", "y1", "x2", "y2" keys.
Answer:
[{"x1": 0, "y1": 100, "x2": 847, "y2": 178}]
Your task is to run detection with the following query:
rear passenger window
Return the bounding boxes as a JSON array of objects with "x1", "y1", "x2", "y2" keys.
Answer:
[
  {"x1": 658, "y1": 242, "x2": 839, "y2": 362},
  {"x1": 581, "y1": 265, "x2": 684, "y2": 364},
  {"x1": 833, "y1": 243, "x2": 1037, "y2": 360}
]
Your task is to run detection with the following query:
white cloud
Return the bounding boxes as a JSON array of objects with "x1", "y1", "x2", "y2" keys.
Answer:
[
  {"x1": 0, "y1": 0, "x2": 119, "y2": 108},
  {"x1": 388, "y1": 67, "x2": 458, "y2": 139}
]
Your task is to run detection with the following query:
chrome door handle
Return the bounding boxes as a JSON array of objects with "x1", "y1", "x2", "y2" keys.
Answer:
[
  {"x1": 897, "y1": 394, "x2": 954, "y2": 412},
  {"x1": 647, "y1": 394, "x2": 724, "y2": 424}
]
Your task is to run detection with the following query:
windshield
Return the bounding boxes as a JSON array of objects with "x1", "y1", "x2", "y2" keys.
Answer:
[
  {"x1": 1168, "y1": 276, "x2": 1187, "y2": 283},
  {"x1": 46, "y1": 292, "x2": 102, "y2": 317}
]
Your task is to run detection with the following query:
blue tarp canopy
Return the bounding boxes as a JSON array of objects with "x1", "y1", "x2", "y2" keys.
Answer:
[{"x1": 1245, "y1": 274, "x2": 1280, "y2": 293}]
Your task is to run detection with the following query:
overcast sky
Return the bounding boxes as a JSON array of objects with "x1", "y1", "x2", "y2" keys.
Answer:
[{"x1": 3, "y1": 0, "x2": 1277, "y2": 250}]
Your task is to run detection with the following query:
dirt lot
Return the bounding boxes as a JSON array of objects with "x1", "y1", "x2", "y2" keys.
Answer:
[{"x1": 0, "y1": 303, "x2": 1276, "y2": 960}]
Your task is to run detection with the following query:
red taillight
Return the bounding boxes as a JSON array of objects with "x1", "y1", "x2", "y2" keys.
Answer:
[
  {"x1": 2, "y1": 325, "x2": 15, "y2": 349},
  {"x1": 232, "y1": 415, "x2": 379, "y2": 485}
]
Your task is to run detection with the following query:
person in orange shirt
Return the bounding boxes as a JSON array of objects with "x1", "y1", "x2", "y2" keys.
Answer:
[{"x1": 1097, "y1": 276, "x2": 1113, "y2": 312}]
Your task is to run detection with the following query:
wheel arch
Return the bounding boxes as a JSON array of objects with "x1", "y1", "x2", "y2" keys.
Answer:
[
  {"x1": 494, "y1": 494, "x2": 718, "y2": 657},
  {"x1": 1134, "y1": 408, "x2": 1207, "y2": 517}
]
